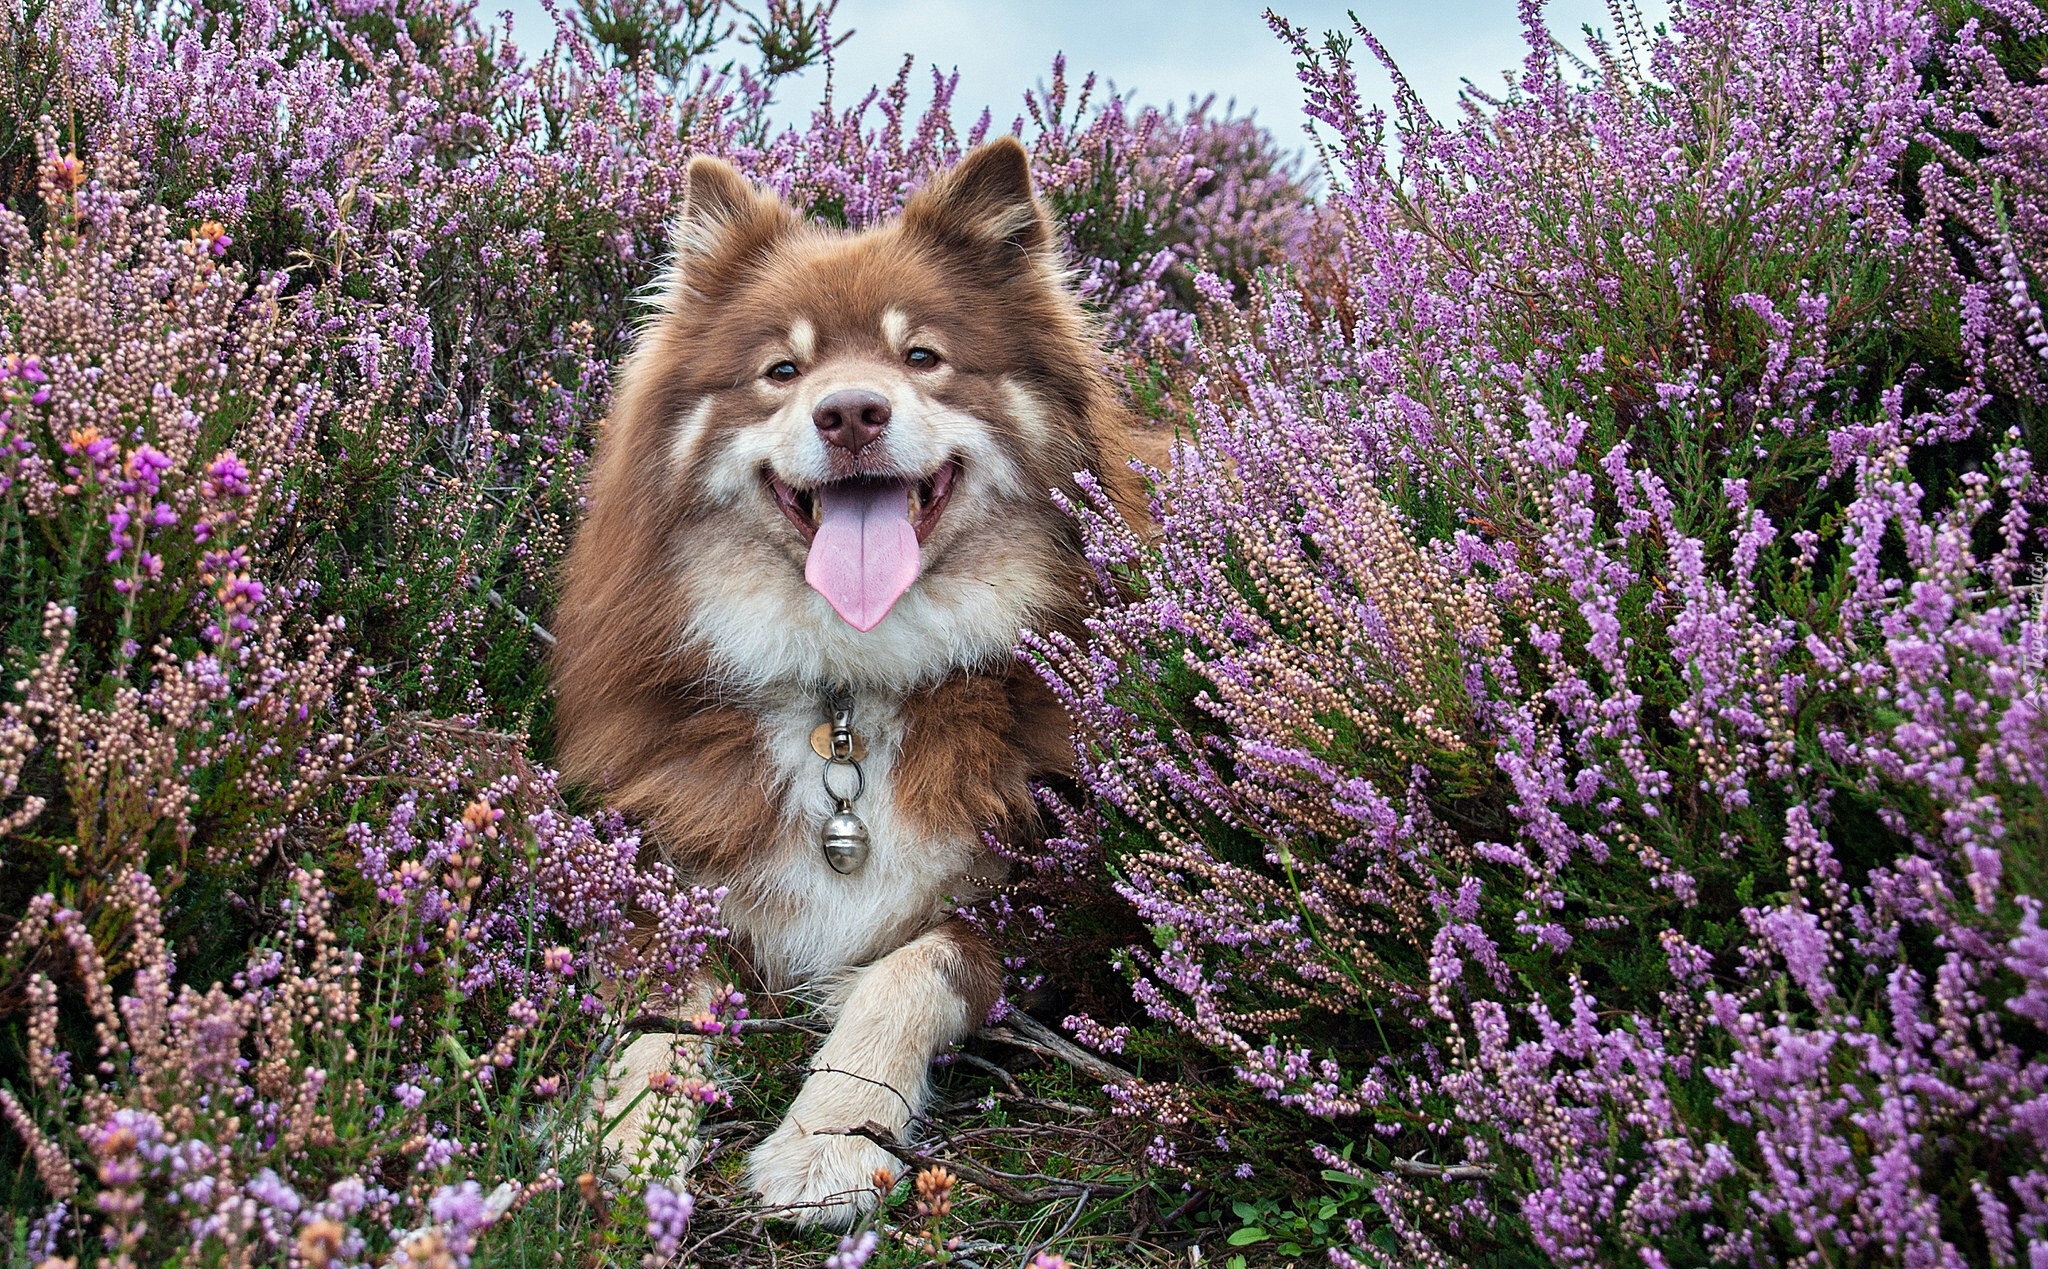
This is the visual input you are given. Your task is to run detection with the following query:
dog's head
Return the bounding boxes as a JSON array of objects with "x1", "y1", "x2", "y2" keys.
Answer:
[{"x1": 558, "y1": 139, "x2": 1134, "y2": 698}]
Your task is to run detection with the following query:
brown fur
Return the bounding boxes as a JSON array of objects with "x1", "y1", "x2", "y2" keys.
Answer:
[
  {"x1": 893, "y1": 663, "x2": 1074, "y2": 844},
  {"x1": 929, "y1": 919, "x2": 1005, "y2": 1028}
]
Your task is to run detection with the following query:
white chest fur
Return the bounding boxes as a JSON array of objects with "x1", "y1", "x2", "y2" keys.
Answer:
[{"x1": 714, "y1": 688, "x2": 983, "y2": 989}]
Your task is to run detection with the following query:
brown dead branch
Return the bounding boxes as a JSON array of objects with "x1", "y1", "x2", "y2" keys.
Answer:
[
  {"x1": 817, "y1": 1121, "x2": 1134, "y2": 1206},
  {"x1": 975, "y1": 1011, "x2": 1137, "y2": 1086},
  {"x1": 1387, "y1": 1156, "x2": 1496, "y2": 1181},
  {"x1": 626, "y1": 1008, "x2": 1138, "y2": 1087}
]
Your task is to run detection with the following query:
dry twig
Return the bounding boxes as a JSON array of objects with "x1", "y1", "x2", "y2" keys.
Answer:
[
  {"x1": 1387, "y1": 1156, "x2": 1495, "y2": 1181},
  {"x1": 819, "y1": 1122, "x2": 1134, "y2": 1206},
  {"x1": 626, "y1": 1008, "x2": 1138, "y2": 1086},
  {"x1": 976, "y1": 1011, "x2": 1136, "y2": 1086}
]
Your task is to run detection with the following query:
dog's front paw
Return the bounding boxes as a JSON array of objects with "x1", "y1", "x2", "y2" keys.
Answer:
[
  {"x1": 593, "y1": 1031, "x2": 711, "y2": 1180},
  {"x1": 746, "y1": 1119, "x2": 900, "y2": 1229}
]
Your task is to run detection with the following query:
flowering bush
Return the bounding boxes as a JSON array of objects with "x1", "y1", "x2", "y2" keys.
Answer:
[
  {"x1": 1028, "y1": 0, "x2": 2048, "y2": 1262},
  {"x1": 0, "y1": 110, "x2": 732, "y2": 1262}
]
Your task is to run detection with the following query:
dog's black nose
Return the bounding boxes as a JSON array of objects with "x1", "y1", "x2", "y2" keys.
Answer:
[{"x1": 813, "y1": 389, "x2": 891, "y2": 452}]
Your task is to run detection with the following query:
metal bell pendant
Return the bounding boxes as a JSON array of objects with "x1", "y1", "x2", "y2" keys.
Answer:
[{"x1": 821, "y1": 807, "x2": 871, "y2": 875}]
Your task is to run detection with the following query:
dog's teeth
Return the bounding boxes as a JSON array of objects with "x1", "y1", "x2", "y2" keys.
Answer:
[
  {"x1": 809, "y1": 496, "x2": 822, "y2": 525},
  {"x1": 907, "y1": 487, "x2": 922, "y2": 520}
]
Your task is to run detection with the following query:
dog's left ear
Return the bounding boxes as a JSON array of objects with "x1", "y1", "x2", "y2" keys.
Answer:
[{"x1": 902, "y1": 137, "x2": 1052, "y2": 262}]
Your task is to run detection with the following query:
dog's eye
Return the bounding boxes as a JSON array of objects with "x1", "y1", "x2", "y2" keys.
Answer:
[
  {"x1": 905, "y1": 348, "x2": 940, "y2": 369},
  {"x1": 766, "y1": 361, "x2": 800, "y2": 382}
]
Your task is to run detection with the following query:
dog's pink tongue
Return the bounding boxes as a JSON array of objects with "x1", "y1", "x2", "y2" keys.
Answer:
[{"x1": 805, "y1": 480, "x2": 920, "y2": 632}]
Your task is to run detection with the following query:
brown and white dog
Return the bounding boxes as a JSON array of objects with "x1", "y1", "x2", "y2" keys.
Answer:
[{"x1": 551, "y1": 138, "x2": 1142, "y2": 1226}]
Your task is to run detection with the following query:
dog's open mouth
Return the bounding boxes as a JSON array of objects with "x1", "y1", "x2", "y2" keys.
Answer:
[
  {"x1": 767, "y1": 461, "x2": 958, "y2": 546},
  {"x1": 766, "y1": 461, "x2": 960, "y2": 632}
]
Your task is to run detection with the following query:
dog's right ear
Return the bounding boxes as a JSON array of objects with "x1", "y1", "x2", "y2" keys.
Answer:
[{"x1": 659, "y1": 156, "x2": 794, "y2": 306}]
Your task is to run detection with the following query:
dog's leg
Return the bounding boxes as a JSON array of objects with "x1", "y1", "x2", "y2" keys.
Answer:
[
  {"x1": 595, "y1": 977, "x2": 717, "y2": 1180},
  {"x1": 748, "y1": 921, "x2": 999, "y2": 1228}
]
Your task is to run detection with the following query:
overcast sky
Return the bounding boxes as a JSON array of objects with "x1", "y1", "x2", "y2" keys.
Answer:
[{"x1": 499, "y1": 0, "x2": 1666, "y2": 141}]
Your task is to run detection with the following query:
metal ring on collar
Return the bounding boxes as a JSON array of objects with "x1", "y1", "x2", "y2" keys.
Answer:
[{"x1": 821, "y1": 756, "x2": 865, "y2": 806}]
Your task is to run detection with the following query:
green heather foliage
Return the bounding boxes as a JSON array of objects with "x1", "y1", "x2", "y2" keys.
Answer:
[
  {"x1": 1018, "y1": 0, "x2": 2048, "y2": 1264},
  {"x1": 2, "y1": 0, "x2": 2046, "y2": 1263}
]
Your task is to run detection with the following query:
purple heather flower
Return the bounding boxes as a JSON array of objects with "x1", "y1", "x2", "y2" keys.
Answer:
[
  {"x1": 643, "y1": 1182, "x2": 693, "y2": 1259},
  {"x1": 824, "y1": 1230, "x2": 878, "y2": 1269}
]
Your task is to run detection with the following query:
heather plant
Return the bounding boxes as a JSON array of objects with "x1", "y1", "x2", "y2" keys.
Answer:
[
  {"x1": 0, "y1": 121, "x2": 731, "y2": 1262},
  {"x1": 1029, "y1": 56, "x2": 1320, "y2": 367},
  {"x1": 0, "y1": 123, "x2": 369, "y2": 938},
  {"x1": 3, "y1": 756, "x2": 728, "y2": 1266},
  {"x1": 1027, "y1": 0, "x2": 2048, "y2": 1263}
]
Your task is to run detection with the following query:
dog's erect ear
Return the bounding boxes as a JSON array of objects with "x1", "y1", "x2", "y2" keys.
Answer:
[
  {"x1": 676, "y1": 156, "x2": 760, "y2": 250},
  {"x1": 901, "y1": 137, "x2": 1052, "y2": 261},
  {"x1": 662, "y1": 156, "x2": 794, "y2": 304}
]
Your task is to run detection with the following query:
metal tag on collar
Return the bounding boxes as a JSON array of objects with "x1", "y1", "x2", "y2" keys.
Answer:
[
  {"x1": 817, "y1": 686, "x2": 870, "y2": 875},
  {"x1": 809, "y1": 723, "x2": 868, "y2": 761}
]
